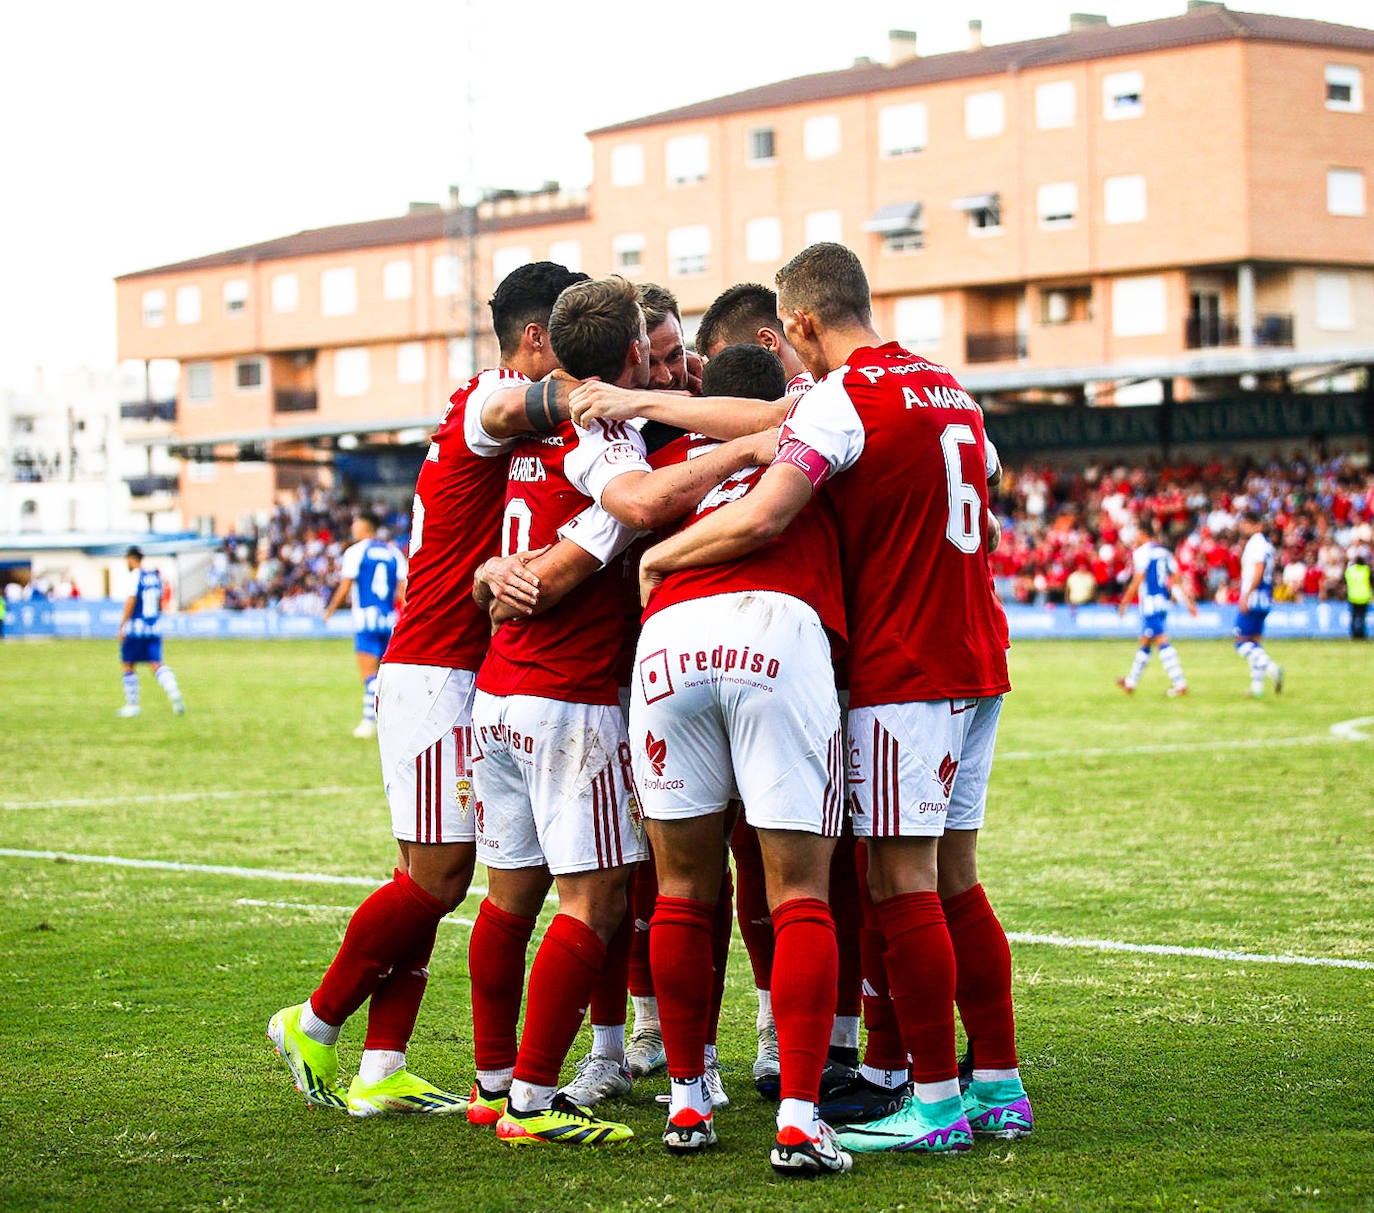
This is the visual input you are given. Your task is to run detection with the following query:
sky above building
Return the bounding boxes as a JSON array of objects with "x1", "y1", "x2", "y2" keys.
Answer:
[{"x1": 2, "y1": 0, "x2": 1371, "y2": 391}]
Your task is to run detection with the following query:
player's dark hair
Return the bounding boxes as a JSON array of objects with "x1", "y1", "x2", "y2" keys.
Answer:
[
  {"x1": 700, "y1": 343, "x2": 786, "y2": 402},
  {"x1": 1242, "y1": 509, "x2": 1266, "y2": 529},
  {"x1": 775, "y1": 242, "x2": 871, "y2": 327},
  {"x1": 356, "y1": 509, "x2": 381, "y2": 530},
  {"x1": 695, "y1": 283, "x2": 782, "y2": 356},
  {"x1": 637, "y1": 282, "x2": 681, "y2": 331},
  {"x1": 549, "y1": 276, "x2": 643, "y2": 382},
  {"x1": 489, "y1": 261, "x2": 590, "y2": 357}
]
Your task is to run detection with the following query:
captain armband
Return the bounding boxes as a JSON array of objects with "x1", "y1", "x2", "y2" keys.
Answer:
[{"x1": 772, "y1": 438, "x2": 832, "y2": 491}]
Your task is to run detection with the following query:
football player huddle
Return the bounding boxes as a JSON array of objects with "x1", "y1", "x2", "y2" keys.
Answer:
[{"x1": 268, "y1": 244, "x2": 1031, "y2": 1178}]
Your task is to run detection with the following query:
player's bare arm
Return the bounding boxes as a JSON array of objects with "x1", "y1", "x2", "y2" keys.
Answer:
[
  {"x1": 1119, "y1": 572, "x2": 1143, "y2": 616},
  {"x1": 322, "y1": 578, "x2": 353, "y2": 622},
  {"x1": 479, "y1": 371, "x2": 579, "y2": 441},
  {"x1": 486, "y1": 540, "x2": 603, "y2": 624},
  {"x1": 568, "y1": 380, "x2": 789, "y2": 439},
  {"x1": 637, "y1": 462, "x2": 815, "y2": 604},
  {"x1": 600, "y1": 428, "x2": 777, "y2": 532},
  {"x1": 473, "y1": 546, "x2": 550, "y2": 615}
]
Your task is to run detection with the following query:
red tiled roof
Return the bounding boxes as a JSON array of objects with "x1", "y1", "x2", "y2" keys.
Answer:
[
  {"x1": 116, "y1": 204, "x2": 589, "y2": 280},
  {"x1": 588, "y1": 7, "x2": 1374, "y2": 134}
]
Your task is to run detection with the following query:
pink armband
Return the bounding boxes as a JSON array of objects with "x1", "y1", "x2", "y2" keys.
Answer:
[{"x1": 772, "y1": 438, "x2": 832, "y2": 490}]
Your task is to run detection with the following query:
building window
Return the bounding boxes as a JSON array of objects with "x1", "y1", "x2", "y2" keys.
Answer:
[
  {"x1": 1041, "y1": 285, "x2": 1093, "y2": 325},
  {"x1": 448, "y1": 338, "x2": 475, "y2": 383},
  {"x1": 613, "y1": 233, "x2": 644, "y2": 272},
  {"x1": 432, "y1": 254, "x2": 462, "y2": 297},
  {"x1": 893, "y1": 296, "x2": 943, "y2": 352},
  {"x1": 878, "y1": 103, "x2": 927, "y2": 156},
  {"x1": 1104, "y1": 70, "x2": 1144, "y2": 119},
  {"x1": 1036, "y1": 80, "x2": 1076, "y2": 130},
  {"x1": 334, "y1": 347, "x2": 370, "y2": 396},
  {"x1": 234, "y1": 358, "x2": 264, "y2": 390},
  {"x1": 397, "y1": 341, "x2": 426, "y2": 383},
  {"x1": 745, "y1": 217, "x2": 782, "y2": 263},
  {"x1": 383, "y1": 260, "x2": 413, "y2": 301},
  {"x1": 1104, "y1": 174, "x2": 1147, "y2": 224},
  {"x1": 804, "y1": 115, "x2": 841, "y2": 160},
  {"x1": 1315, "y1": 272, "x2": 1354, "y2": 329},
  {"x1": 667, "y1": 225, "x2": 710, "y2": 276},
  {"x1": 492, "y1": 246, "x2": 530, "y2": 285},
  {"x1": 1112, "y1": 275, "x2": 1167, "y2": 337},
  {"x1": 1326, "y1": 64, "x2": 1363, "y2": 112},
  {"x1": 964, "y1": 91, "x2": 1005, "y2": 139},
  {"x1": 549, "y1": 240, "x2": 582, "y2": 271},
  {"x1": 175, "y1": 285, "x2": 201, "y2": 324},
  {"x1": 321, "y1": 267, "x2": 357, "y2": 316},
  {"x1": 805, "y1": 210, "x2": 843, "y2": 246},
  {"x1": 187, "y1": 460, "x2": 217, "y2": 484},
  {"x1": 186, "y1": 362, "x2": 213, "y2": 402},
  {"x1": 747, "y1": 127, "x2": 776, "y2": 164},
  {"x1": 611, "y1": 144, "x2": 644, "y2": 187},
  {"x1": 1327, "y1": 168, "x2": 1365, "y2": 216},
  {"x1": 142, "y1": 290, "x2": 166, "y2": 327},
  {"x1": 1037, "y1": 182, "x2": 1078, "y2": 227},
  {"x1": 865, "y1": 202, "x2": 925, "y2": 253},
  {"x1": 271, "y1": 273, "x2": 299, "y2": 313},
  {"x1": 665, "y1": 134, "x2": 709, "y2": 185},
  {"x1": 223, "y1": 279, "x2": 248, "y2": 315},
  {"x1": 953, "y1": 193, "x2": 1001, "y2": 234}
]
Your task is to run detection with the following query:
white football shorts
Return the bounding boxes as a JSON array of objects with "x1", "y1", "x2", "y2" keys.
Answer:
[
  {"x1": 470, "y1": 691, "x2": 649, "y2": 875},
  {"x1": 376, "y1": 663, "x2": 479, "y2": 844},
  {"x1": 630, "y1": 591, "x2": 844, "y2": 836},
  {"x1": 847, "y1": 694, "x2": 1004, "y2": 838}
]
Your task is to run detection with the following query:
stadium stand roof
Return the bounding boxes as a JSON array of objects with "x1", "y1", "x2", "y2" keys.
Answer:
[
  {"x1": 121, "y1": 416, "x2": 440, "y2": 453},
  {"x1": 589, "y1": 7, "x2": 1374, "y2": 134}
]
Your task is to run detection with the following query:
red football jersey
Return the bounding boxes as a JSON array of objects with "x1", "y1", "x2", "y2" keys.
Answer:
[
  {"x1": 476, "y1": 419, "x2": 646, "y2": 705},
  {"x1": 780, "y1": 342, "x2": 1010, "y2": 706},
  {"x1": 382, "y1": 368, "x2": 527, "y2": 671}
]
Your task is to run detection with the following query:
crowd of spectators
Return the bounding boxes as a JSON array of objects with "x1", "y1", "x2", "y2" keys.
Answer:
[
  {"x1": 990, "y1": 450, "x2": 1374, "y2": 609},
  {"x1": 210, "y1": 485, "x2": 408, "y2": 613}
]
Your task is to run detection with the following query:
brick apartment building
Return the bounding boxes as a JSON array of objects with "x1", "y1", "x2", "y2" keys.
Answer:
[{"x1": 115, "y1": 3, "x2": 1374, "y2": 531}]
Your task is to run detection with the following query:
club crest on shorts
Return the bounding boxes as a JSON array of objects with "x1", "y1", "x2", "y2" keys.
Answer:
[
  {"x1": 455, "y1": 776, "x2": 474, "y2": 820},
  {"x1": 638, "y1": 647, "x2": 675, "y2": 704}
]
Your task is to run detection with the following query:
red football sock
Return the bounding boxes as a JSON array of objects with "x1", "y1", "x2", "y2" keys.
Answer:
[
  {"x1": 311, "y1": 868, "x2": 447, "y2": 1027},
  {"x1": 943, "y1": 883, "x2": 1019, "y2": 1070},
  {"x1": 628, "y1": 858, "x2": 658, "y2": 998},
  {"x1": 589, "y1": 905, "x2": 631, "y2": 1027},
  {"x1": 829, "y1": 834, "x2": 863, "y2": 1019},
  {"x1": 730, "y1": 818, "x2": 774, "y2": 990},
  {"x1": 771, "y1": 897, "x2": 837, "y2": 1102},
  {"x1": 707, "y1": 865, "x2": 734, "y2": 1044},
  {"x1": 874, "y1": 891, "x2": 958, "y2": 1085},
  {"x1": 514, "y1": 913, "x2": 606, "y2": 1088},
  {"x1": 649, "y1": 896, "x2": 714, "y2": 1080},
  {"x1": 856, "y1": 842, "x2": 906, "y2": 1069},
  {"x1": 468, "y1": 897, "x2": 536, "y2": 1073},
  {"x1": 363, "y1": 919, "x2": 438, "y2": 1052}
]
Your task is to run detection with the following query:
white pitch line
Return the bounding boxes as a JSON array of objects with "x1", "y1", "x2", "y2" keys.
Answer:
[
  {"x1": 1008, "y1": 931, "x2": 1374, "y2": 971},
  {"x1": 0, "y1": 786, "x2": 362, "y2": 811},
  {"x1": 236, "y1": 897, "x2": 474, "y2": 927},
  {"x1": 0, "y1": 847, "x2": 484, "y2": 897}
]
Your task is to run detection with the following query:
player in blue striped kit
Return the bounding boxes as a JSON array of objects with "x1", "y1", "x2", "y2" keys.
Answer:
[
  {"x1": 117, "y1": 546, "x2": 185, "y2": 717},
  {"x1": 325, "y1": 511, "x2": 407, "y2": 738},
  {"x1": 1234, "y1": 510, "x2": 1285, "y2": 698},
  {"x1": 1116, "y1": 518, "x2": 1197, "y2": 698}
]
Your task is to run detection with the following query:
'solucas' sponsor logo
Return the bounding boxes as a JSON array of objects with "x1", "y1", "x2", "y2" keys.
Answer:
[
  {"x1": 508, "y1": 456, "x2": 546, "y2": 482},
  {"x1": 937, "y1": 752, "x2": 959, "y2": 798},
  {"x1": 678, "y1": 645, "x2": 781, "y2": 679},
  {"x1": 645, "y1": 731, "x2": 667, "y2": 777}
]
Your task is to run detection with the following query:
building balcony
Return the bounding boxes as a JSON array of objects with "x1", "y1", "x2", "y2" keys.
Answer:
[
  {"x1": 965, "y1": 331, "x2": 1027, "y2": 364},
  {"x1": 1185, "y1": 313, "x2": 1294, "y2": 350},
  {"x1": 119, "y1": 399, "x2": 177, "y2": 422},
  {"x1": 274, "y1": 389, "x2": 318, "y2": 413},
  {"x1": 126, "y1": 474, "x2": 180, "y2": 499}
]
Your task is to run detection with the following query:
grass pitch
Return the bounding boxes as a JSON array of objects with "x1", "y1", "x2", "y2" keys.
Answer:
[{"x1": 1, "y1": 637, "x2": 1371, "y2": 1212}]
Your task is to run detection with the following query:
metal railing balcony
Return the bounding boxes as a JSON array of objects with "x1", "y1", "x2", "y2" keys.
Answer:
[
  {"x1": 965, "y1": 331, "x2": 1027, "y2": 363},
  {"x1": 1185, "y1": 313, "x2": 1294, "y2": 349},
  {"x1": 119, "y1": 399, "x2": 177, "y2": 422},
  {"x1": 125, "y1": 474, "x2": 180, "y2": 497},
  {"x1": 274, "y1": 389, "x2": 318, "y2": 413}
]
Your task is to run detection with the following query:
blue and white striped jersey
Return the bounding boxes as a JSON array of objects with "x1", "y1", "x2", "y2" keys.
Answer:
[
  {"x1": 1132, "y1": 542, "x2": 1176, "y2": 617},
  {"x1": 126, "y1": 568, "x2": 163, "y2": 636},
  {"x1": 340, "y1": 538, "x2": 406, "y2": 632},
  {"x1": 1241, "y1": 532, "x2": 1276, "y2": 612}
]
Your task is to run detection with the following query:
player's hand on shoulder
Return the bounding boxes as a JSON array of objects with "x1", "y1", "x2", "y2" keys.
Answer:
[{"x1": 569, "y1": 378, "x2": 633, "y2": 426}]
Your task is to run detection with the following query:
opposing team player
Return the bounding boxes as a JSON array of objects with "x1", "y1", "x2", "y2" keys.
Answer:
[
  {"x1": 116, "y1": 545, "x2": 184, "y2": 718},
  {"x1": 1116, "y1": 516, "x2": 1197, "y2": 697},
  {"x1": 1235, "y1": 510, "x2": 1285, "y2": 697},
  {"x1": 267, "y1": 261, "x2": 588, "y2": 1117},
  {"x1": 323, "y1": 510, "x2": 407, "y2": 737},
  {"x1": 466, "y1": 275, "x2": 771, "y2": 1147},
  {"x1": 638, "y1": 243, "x2": 1032, "y2": 1155}
]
